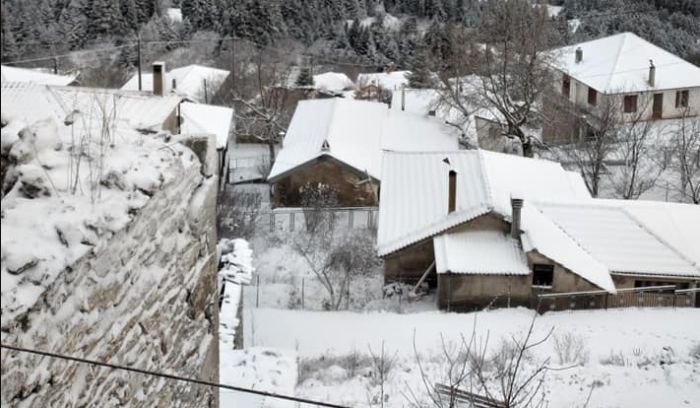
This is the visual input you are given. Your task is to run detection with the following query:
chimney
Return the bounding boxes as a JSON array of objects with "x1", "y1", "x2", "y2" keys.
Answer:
[
  {"x1": 575, "y1": 47, "x2": 583, "y2": 64},
  {"x1": 448, "y1": 170, "x2": 457, "y2": 214},
  {"x1": 152, "y1": 61, "x2": 166, "y2": 96},
  {"x1": 648, "y1": 60, "x2": 656, "y2": 87},
  {"x1": 510, "y1": 197, "x2": 524, "y2": 239}
]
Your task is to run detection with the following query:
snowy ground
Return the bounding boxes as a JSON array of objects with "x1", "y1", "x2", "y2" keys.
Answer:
[
  {"x1": 229, "y1": 307, "x2": 700, "y2": 408},
  {"x1": 219, "y1": 234, "x2": 700, "y2": 407}
]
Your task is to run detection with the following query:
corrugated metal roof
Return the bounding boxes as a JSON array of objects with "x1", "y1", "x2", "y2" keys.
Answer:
[
  {"x1": 377, "y1": 150, "x2": 591, "y2": 256},
  {"x1": 536, "y1": 202, "x2": 700, "y2": 277},
  {"x1": 521, "y1": 205, "x2": 616, "y2": 292},
  {"x1": 434, "y1": 229, "x2": 529, "y2": 275},
  {"x1": 268, "y1": 98, "x2": 459, "y2": 182},
  {"x1": 1, "y1": 83, "x2": 182, "y2": 133},
  {"x1": 180, "y1": 102, "x2": 234, "y2": 149}
]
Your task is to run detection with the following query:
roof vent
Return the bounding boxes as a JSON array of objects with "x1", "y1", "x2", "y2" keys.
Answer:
[
  {"x1": 510, "y1": 197, "x2": 524, "y2": 239},
  {"x1": 575, "y1": 47, "x2": 583, "y2": 64},
  {"x1": 648, "y1": 59, "x2": 656, "y2": 87},
  {"x1": 448, "y1": 170, "x2": 457, "y2": 214},
  {"x1": 321, "y1": 139, "x2": 330, "y2": 152}
]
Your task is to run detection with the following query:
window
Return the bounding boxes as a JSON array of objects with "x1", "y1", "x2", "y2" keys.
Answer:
[
  {"x1": 562, "y1": 75, "x2": 571, "y2": 98},
  {"x1": 532, "y1": 264, "x2": 554, "y2": 287},
  {"x1": 587, "y1": 87, "x2": 597, "y2": 106},
  {"x1": 675, "y1": 90, "x2": 689, "y2": 108},
  {"x1": 623, "y1": 95, "x2": 638, "y2": 113}
]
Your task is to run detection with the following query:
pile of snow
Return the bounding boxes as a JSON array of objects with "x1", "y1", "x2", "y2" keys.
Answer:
[
  {"x1": 218, "y1": 239, "x2": 254, "y2": 350},
  {"x1": 1, "y1": 108, "x2": 196, "y2": 327}
]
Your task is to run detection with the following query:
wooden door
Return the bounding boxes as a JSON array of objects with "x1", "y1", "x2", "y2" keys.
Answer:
[{"x1": 652, "y1": 93, "x2": 663, "y2": 120}]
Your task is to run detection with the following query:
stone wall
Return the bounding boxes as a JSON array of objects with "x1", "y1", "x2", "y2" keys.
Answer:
[{"x1": 1, "y1": 137, "x2": 219, "y2": 407}]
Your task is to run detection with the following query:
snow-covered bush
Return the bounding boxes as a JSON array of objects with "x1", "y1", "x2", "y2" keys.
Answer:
[{"x1": 552, "y1": 331, "x2": 590, "y2": 366}]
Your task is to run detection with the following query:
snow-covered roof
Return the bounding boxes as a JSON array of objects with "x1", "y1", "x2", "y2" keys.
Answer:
[
  {"x1": 357, "y1": 71, "x2": 410, "y2": 91},
  {"x1": 552, "y1": 32, "x2": 700, "y2": 93},
  {"x1": 180, "y1": 102, "x2": 233, "y2": 149},
  {"x1": 122, "y1": 64, "x2": 230, "y2": 103},
  {"x1": 268, "y1": 98, "x2": 459, "y2": 182},
  {"x1": 1, "y1": 65, "x2": 77, "y2": 86},
  {"x1": 377, "y1": 150, "x2": 590, "y2": 257},
  {"x1": 377, "y1": 150, "x2": 617, "y2": 291},
  {"x1": 313, "y1": 72, "x2": 355, "y2": 93},
  {"x1": 2, "y1": 82, "x2": 182, "y2": 133},
  {"x1": 434, "y1": 230, "x2": 530, "y2": 275},
  {"x1": 536, "y1": 201, "x2": 700, "y2": 278},
  {"x1": 166, "y1": 7, "x2": 182, "y2": 23}
]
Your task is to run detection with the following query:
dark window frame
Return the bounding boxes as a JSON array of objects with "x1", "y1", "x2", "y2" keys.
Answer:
[
  {"x1": 623, "y1": 95, "x2": 638, "y2": 113},
  {"x1": 587, "y1": 87, "x2": 597, "y2": 106},
  {"x1": 532, "y1": 264, "x2": 554, "y2": 287},
  {"x1": 562, "y1": 75, "x2": 571, "y2": 98},
  {"x1": 675, "y1": 90, "x2": 689, "y2": 108}
]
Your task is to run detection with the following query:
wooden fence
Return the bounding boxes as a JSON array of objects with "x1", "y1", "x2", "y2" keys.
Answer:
[{"x1": 536, "y1": 285, "x2": 699, "y2": 313}]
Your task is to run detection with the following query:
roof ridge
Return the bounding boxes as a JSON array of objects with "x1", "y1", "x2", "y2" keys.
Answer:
[
  {"x1": 607, "y1": 32, "x2": 630, "y2": 90},
  {"x1": 476, "y1": 150, "x2": 496, "y2": 207},
  {"x1": 620, "y1": 206, "x2": 700, "y2": 272}
]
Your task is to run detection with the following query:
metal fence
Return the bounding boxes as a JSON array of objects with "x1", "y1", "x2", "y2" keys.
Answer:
[
  {"x1": 224, "y1": 207, "x2": 379, "y2": 233},
  {"x1": 536, "y1": 285, "x2": 699, "y2": 313}
]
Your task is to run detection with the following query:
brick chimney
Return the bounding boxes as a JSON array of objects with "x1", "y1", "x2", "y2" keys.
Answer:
[
  {"x1": 510, "y1": 197, "x2": 524, "y2": 239},
  {"x1": 648, "y1": 60, "x2": 656, "y2": 87},
  {"x1": 448, "y1": 170, "x2": 457, "y2": 214},
  {"x1": 575, "y1": 47, "x2": 583, "y2": 64},
  {"x1": 152, "y1": 61, "x2": 166, "y2": 96}
]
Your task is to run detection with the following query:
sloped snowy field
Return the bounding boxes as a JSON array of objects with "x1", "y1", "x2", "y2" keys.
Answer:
[{"x1": 222, "y1": 306, "x2": 699, "y2": 407}]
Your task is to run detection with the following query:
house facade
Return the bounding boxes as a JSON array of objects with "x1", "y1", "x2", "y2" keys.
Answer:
[
  {"x1": 377, "y1": 150, "x2": 700, "y2": 310},
  {"x1": 546, "y1": 32, "x2": 700, "y2": 143}
]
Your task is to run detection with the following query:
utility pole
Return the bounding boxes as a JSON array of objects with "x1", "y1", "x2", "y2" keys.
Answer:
[{"x1": 137, "y1": 34, "x2": 142, "y2": 91}]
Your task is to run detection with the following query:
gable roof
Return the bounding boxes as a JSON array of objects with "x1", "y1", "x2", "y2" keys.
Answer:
[
  {"x1": 536, "y1": 201, "x2": 700, "y2": 278},
  {"x1": 122, "y1": 64, "x2": 230, "y2": 103},
  {"x1": 1, "y1": 82, "x2": 182, "y2": 133},
  {"x1": 377, "y1": 150, "x2": 590, "y2": 256},
  {"x1": 552, "y1": 32, "x2": 700, "y2": 93},
  {"x1": 313, "y1": 72, "x2": 355, "y2": 93},
  {"x1": 1, "y1": 65, "x2": 77, "y2": 86},
  {"x1": 180, "y1": 102, "x2": 234, "y2": 149},
  {"x1": 267, "y1": 98, "x2": 459, "y2": 182}
]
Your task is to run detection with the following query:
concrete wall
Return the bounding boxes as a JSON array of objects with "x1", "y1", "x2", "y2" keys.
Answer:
[
  {"x1": 272, "y1": 156, "x2": 378, "y2": 207},
  {"x1": 1, "y1": 137, "x2": 220, "y2": 407},
  {"x1": 437, "y1": 274, "x2": 532, "y2": 310}
]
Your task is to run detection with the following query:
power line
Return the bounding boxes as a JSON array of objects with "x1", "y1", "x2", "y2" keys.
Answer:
[{"x1": 0, "y1": 343, "x2": 352, "y2": 408}]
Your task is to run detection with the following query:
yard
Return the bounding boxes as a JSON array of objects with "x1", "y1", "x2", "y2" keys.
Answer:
[{"x1": 218, "y1": 237, "x2": 700, "y2": 408}]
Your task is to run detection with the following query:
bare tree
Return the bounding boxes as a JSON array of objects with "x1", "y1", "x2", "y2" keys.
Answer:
[
  {"x1": 437, "y1": 0, "x2": 556, "y2": 157},
  {"x1": 366, "y1": 341, "x2": 398, "y2": 408},
  {"x1": 668, "y1": 109, "x2": 700, "y2": 203},
  {"x1": 608, "y1": 95, "x2": 664, "y2": 200}
]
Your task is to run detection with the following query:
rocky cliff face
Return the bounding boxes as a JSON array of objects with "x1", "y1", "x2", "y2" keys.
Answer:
[{"x1": 1, "y1": 136, "x2": 219, "y2": 407}]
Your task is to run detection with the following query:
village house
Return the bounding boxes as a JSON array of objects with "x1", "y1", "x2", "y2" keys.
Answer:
[
  {"x1": 377, "y1": 150, "x2": 700, "y2": 310},
  {"x1": 121, "y1": 63, "x2": 230, "y2": 104},
  {"x1": 267, "y1": 98, "x2": 461, "y2": 207},
  {"x1": 545, "y1": 32, "x2": 700, "y2": 143},
  {"x1": 356, "y1": 69, "x2": 410, "y2": 103}
]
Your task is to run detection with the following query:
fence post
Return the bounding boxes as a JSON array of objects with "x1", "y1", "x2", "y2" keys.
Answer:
[
  {"x1": 301, "y1": 278, "x2": 305, "y2": 310},
  {"x1": 367, "y1": 210, "x2": 373, "y2": 228},
  {"x1": 348, "y1": 209, "x2": 354, "y2": 228},
  {"x1": 604, "y1": 293, "x2": 609, "y2": 310},
  {"x1": 290, "y1": 211, "x2": 295, "y2": 232},
  {"x1": 256, "y1": 275, "x2": 260, "y2": 308},
  {"x1": 269, "y1": 212, "x2": 274, "y2": 232},
  {"x1": 672, "y1": 292, "x2": 676, "y2": 308}
]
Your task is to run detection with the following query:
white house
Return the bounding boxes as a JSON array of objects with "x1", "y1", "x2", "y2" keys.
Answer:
[{"x1": 551, "y1": 32, "x2": 700, "y2": 122}]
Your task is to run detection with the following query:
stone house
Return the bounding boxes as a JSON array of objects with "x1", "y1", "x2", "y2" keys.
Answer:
[
  {"x1": 377, "y1": 150, "x2": 700, "y2": 310},
  {"x1": 545, "y1": 32, "x2": 700, "y2": 143},
  {"x1": 267, "y1": 98, "x2": 460, "y2": 207}
]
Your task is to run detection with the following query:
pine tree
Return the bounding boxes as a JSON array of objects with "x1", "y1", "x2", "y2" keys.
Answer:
[
  {"x1": 295, "y1": 67, "x2": 314, "y2": 87},
  {"x1": 1, "y1": 3, "x2": 19, "y2": 62},
  {"x1": 58, "y1": 0, "x2": 89, "y2": 49},
  {"x1": 407, "y1": 42, "x2": 434, "y2": 88}
]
